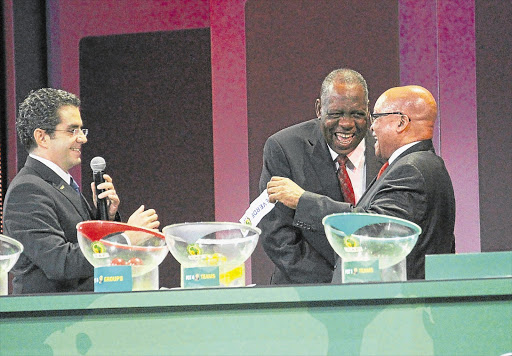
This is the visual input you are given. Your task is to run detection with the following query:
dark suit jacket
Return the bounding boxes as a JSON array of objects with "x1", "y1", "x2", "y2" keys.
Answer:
[
  {"x1": 4, "y1": 157, "x2": 95, "y2": 294},
  {"x1": 294, "y1": 140, "x2": 456, "y2": 281},
  {"x1": 259, "y1": 118, "x2": 383, "y2": 284}
]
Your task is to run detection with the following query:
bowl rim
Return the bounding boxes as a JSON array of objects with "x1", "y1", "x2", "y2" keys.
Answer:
[
  {"x1": 76, "y1": 221, "x2": 165, "y2": 241},
  {"x1": 322, "y1": 212, "x2": 422, "y2": 236},
  {"x1": 0, "y1": 234, "x2": 24, "y2": 255},
  {"x1": 162, "y1": 221, "x2": 262, "y2": 236}
]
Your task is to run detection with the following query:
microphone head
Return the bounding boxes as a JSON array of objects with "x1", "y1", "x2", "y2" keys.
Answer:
[{"x1": 90, "y1": 156, "x2": 106, "y2": 172}]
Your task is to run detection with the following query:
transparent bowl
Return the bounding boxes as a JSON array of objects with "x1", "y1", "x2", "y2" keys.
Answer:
[
  {"x1": 0, "y1": 234, "x2": 24, "y2": 275},
  {"x1": 77, "y1": 221, "x2": 168, "y2": 278},
  {"x1": 163, "y1": 222, "x2": 261, "y2": 271},
  {"x1": 323, "y1": 213, "x2": 421, "y2": 269},
  {"x1": 1, "y1": 234, "x2": 24, "y2": 295}
]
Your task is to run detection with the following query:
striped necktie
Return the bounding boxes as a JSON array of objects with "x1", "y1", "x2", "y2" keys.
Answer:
[{"x1": 336, "y1": 155, "x2": 355, "y2": 205}]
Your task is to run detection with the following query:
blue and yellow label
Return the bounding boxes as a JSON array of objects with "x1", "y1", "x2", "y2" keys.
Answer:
[
  {"x1": 182, "y1": 266, "x2": 220, "y2": 288},
  {"x1": 94, "y1": 265, "x2": 132, "y2": 292},
  {"x1": 343, "y1": 260, "x2": 380, "y2": 283}
]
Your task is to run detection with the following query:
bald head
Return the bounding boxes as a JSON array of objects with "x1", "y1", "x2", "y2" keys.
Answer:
[
  {"x1": 376, "y1": 85, "x2": 437, "y2": 137},
  {"x1": 372, "y1": 85, "x2": 438, "y2": 159}
]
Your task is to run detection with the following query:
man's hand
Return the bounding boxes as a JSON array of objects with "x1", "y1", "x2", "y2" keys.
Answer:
[
  {"x1": 267, "y1": 176, "x2": 305, "y2": 209},
  {"x1": 127, "y1": 205, "x2": 160, "y2": 231},
  {"x1": 90, "y1": 174, "x2": 120, "y2": 220},
  {"x1": 124, "y1": 205, "x2": 161, "y2": 245}
]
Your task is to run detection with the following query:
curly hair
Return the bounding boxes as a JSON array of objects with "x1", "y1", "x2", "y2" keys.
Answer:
[
  {"x1": 17, "y1": 88, "x2": 81, "y2": 152},
  {"x1": 320, "y1": 68, "x2": 369, "y2": 104}
]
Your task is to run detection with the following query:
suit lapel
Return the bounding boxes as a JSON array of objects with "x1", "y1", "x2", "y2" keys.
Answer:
[
  {"x1": 25, "y1": 157, "x2": 92, "y2": 221},
  {"x1": 305, "y1": 125, "x2": 384, "y2": 202},
  {"x1": 385, "y1": 140, "x2": 434, "y2": 176},
  {"x1": 364, "y1": 134, "x2": 385, "y2": 187},
  {"x1": 357, "y1": 140, "x2": 435, "y2": 207},
  {"x1": 307, "y1": 120, "x2": 342, "y2": 201}
]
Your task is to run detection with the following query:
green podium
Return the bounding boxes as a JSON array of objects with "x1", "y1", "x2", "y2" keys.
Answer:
[{"x1": 1, "y1": 277, "x2": 511, "y2": 355}]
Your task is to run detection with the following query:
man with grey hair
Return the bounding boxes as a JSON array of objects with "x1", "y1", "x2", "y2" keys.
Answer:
[
  {"x1": 4, "y1": 88, "x2": 159, "y2": 294},
  {"x1": 259, "y1": 68, "x2": 383, "y2": 284},
  {"x1": 267, "y1": 85, "x2": 455, "y2": 281}
]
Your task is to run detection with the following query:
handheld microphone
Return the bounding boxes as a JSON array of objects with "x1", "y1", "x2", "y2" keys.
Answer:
[{"x1": 90, "y1": 156, "x2": 109, "y2": 220}]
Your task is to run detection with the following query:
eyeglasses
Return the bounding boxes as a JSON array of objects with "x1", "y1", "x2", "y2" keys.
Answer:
[
  {"x1": 48, "y1": 128, "x2": 89, "y2": 137},
  {"x1": 370, "y1": 112, "x2": 405, "y2": 125}
]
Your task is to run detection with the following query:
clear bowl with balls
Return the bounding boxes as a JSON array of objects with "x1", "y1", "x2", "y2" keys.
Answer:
[
  {"x1": 323, "y1": 213, "x2": 421, "y2": 282},
  {"x1": 77, "y1": 221, "x2": 168, "y2": 291},
  {"x1": 163, "y1": 222, "x2": 260, "y2": 288}
]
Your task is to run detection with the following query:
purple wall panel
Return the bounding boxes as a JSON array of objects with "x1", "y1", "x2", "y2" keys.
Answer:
[
  {"x1": 46, "y1": 0, "x2": 249, "y2": 220},
  {"x1": 210, "y1": 0, "x2": 250, "y2": 222},
  {"x1": 399, "y1": 0, "x2": 480, "y2": 252},
  {"x1": 398, "y1": 0, "x2": 440, "y2": 151},
  {"x1": 46, "y1": 0, "x2": 211, "y2": 184},
  {"x1": 437, "y1": 0, "x2": 479, "y2": 252},
  {"x1": 210, "y1": 0, "x2": 252, "y2": 281}
]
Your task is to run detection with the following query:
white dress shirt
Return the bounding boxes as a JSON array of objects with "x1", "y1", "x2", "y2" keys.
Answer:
[
  {"x1": 328, "y1": 139, "x2": 366, "y2": 203},
  {"x1": 29, "y1": 153, "x2": 75, "y2": 186}
]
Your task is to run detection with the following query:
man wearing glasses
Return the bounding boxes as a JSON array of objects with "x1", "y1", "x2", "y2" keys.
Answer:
[
  {"x1": 259, "y1": 69, "x2": 383, "y2": 284},
  {"x1": 4, "y1": 88, "x2": 159, "y2": 294},
  {"x1": 267, "y1": 85, "x2": 455, "y2": 281}
]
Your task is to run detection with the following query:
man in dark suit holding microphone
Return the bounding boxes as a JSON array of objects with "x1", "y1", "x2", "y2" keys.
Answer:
[
  {"x1": 4, "y1": 88, "x2": 159, "y2": 294},
  {"x1": 266, "y1": 85, "x2": 455, "y2": 281}
]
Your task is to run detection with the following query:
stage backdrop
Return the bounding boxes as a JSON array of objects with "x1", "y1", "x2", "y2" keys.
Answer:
[
  {"x1": 3, "y1": 0, "x2": 510, "y2": 289},
  {"x1": 80, "y1": 29, "x2": 214, "y2": 288},
  {"x1": 245, "y1": 0, "x2": 400, "y2": 284}
]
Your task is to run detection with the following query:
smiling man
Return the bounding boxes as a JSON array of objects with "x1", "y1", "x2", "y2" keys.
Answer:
[
  {"x1": 4, "y1": 88, "x2": 159, "y2": 294},
  {"x1": 267, "y1": 85, "x2": 455, "y2": 281},
  {"x1": 259, "y1": 69, "x2": 383, "y2": 284}
]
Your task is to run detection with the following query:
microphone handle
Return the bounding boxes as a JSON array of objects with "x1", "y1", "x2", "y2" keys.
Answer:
[{"x1": 93, "y1": 170, "x2": 109, "y2": 220}]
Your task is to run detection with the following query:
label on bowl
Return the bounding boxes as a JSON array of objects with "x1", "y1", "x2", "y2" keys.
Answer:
[
  {"x1": 93, "y1": 252, "x2": 110, "y2": 259},
  {"x1": 94, "y1": 266, "x2": 132, "y2": 292},
  {"x1": 182, "y1": 266, "x2": 220, "y2": 288},
  {"x1": 342, "y1": 260, "x2": 380, "y2": 283}
]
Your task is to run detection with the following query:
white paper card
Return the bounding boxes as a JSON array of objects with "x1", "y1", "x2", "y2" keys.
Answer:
[{"x1": 239, "y1": 189, "x2": 275, "y2": 227}]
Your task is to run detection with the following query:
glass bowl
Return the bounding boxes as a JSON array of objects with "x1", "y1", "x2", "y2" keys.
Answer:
[
  {"x1": 323, "y1": 213, "x2": 421, "y2": 269},
  {"x1": 163, "y1": 222, "x2": 260, "y2": 271},
  {"x1": 77, "y1": 221, "x2": 168, "y2": 278},
  {"x1": 0, "y1": 234, "x2": 24, "y2": 295}
]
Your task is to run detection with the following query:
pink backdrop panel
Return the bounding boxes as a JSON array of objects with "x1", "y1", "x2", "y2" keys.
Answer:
[
  {"x1": 46, "y1": 0, "x2": 211, "y2": 184},
  {"x1": 399, "y1": 0, "x2": 480, "y2": 252},
  {"x1": 210, "y1": 0, "x2": 251, "y2": 282},
  {"x1": 210, "y1": 0, "x2": 250, "y2": 222},
  {"x1": 398, "y1": 0, "x2": 440, "y2": 150},
  {"x1": 47, "y1": 0, "x2": 253, "y2": 282},
  {"x1": 437, "y1": 0, "x2": 479, "y2": 252}
]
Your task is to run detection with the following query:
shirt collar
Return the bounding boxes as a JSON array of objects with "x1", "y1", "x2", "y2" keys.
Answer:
[
  {"x1": 388, "y1": 141, "x2": 421, "y2": 164},
  {"x1": 29, "y1": 153, "x2": 73, "y2": 184},
  {"x1": 328, "y1": 138, "x2": 366, "y2": 168}
]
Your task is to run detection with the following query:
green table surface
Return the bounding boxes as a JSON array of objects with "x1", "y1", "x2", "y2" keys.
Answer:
[{"x1": 1, "y1": 278, "x2": 511, "y2": 356}]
